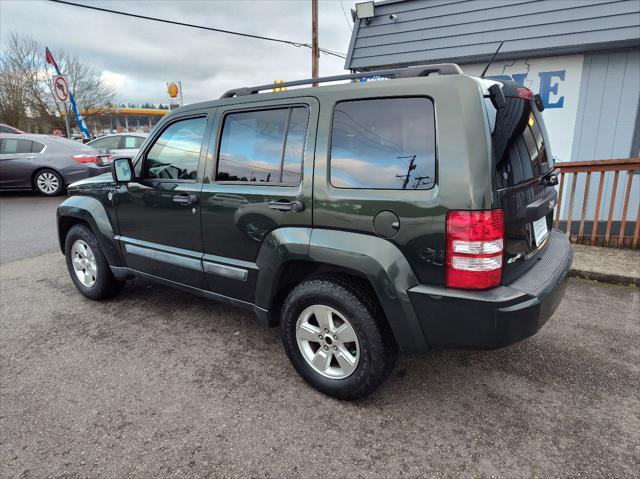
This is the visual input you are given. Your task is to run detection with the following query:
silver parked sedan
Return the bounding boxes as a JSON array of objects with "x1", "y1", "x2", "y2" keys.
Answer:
[
  {"x1": 87, "y1": 132, "x2": 148, "y2": 159},
  {"x1": 0, "y1": 134, "x2": 111, "y2": 196}
]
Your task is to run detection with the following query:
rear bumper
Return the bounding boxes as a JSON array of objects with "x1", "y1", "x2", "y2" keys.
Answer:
[
  {"x1": 64, "y1": 164, "x2": 110, "y2": 184},
  {"x1": 408, "y1": 230, "x2": 573, "y2": 350}
]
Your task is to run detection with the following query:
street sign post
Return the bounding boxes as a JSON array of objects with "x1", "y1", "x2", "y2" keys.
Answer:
[
  {"x1": 52, "y1": 75, "x2": 71, "y2": 137},
  {"x1": 52, "y1": 75, "x2": 69, "y2": 103},
  {"x1": 166, "y1": 81, "x2": 183, "y2": 110},
  {"x1": 46, "y1": 47, "x2": 91, "y2": 140}
]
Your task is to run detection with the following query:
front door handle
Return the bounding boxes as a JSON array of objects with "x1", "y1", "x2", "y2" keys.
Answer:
[
  {"x1": 172, "y1": 194, "x2": 198, "y2": 205},
  {"x1": 268, "y1": 200, "x2": 305, "y2": 212}
]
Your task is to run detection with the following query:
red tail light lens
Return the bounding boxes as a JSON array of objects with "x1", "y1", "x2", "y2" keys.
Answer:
[
  {"x1": 72, "y1": 154, "x2": 99, "y2": 164},
  {"x1": 446, "y1": 209, "x2": 504, "y2": 290},
  {"x1": 515, "y1": 86, "x2": 534, "y2": 100}
]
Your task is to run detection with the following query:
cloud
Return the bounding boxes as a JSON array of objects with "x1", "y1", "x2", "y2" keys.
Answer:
[
  {"x1": 100, "y1": 70, "x2": 126, "y2": 90},
  {"x1": 0, "y1": 0, "x2": 357, "y2": 104}
]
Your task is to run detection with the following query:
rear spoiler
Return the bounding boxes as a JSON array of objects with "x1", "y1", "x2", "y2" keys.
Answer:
[{"x1": 489, "y1": 80, "x2": 545, "y2": 111}]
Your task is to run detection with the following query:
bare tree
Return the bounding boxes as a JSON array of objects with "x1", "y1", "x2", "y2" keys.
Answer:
[{"x1": 0, "y1": 32, "x2": 115, "y2": 133}]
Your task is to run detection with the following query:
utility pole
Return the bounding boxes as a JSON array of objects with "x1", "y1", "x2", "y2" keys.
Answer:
[
  {"x1": 395, "y1": 155, "x2": 417, "y2": 189},
  {"x1": 412, "y1": 176, "x2": 431, "y2": 189},
  {"x1": 311, "y1": 0, "x2": 319, "y2": 86}
]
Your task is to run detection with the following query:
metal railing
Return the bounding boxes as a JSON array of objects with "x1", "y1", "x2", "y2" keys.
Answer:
[{"x1": 554, "y1": 158, "x2": 640, "y2": 249}]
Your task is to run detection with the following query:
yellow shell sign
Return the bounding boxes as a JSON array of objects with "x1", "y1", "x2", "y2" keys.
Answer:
[{"x1": 167, "y1": 82, "x2": 180, "y2": 98}]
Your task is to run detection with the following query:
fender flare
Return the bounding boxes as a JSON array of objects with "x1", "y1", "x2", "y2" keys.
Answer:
[
  {"x1": 255, "y1": 227, "x2": 428, "y2": 352},
  {"x1": 56, "y1": 195, "x2": 125, "y2": 267}
]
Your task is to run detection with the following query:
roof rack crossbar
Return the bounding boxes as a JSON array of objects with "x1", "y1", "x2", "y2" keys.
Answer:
[{"x1": 220, "y1": 63, "x2": 463, "y2": 98}]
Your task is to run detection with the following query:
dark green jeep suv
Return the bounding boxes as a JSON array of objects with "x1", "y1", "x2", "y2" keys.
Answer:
[{"x1": 57, "y1": 64, "x2": 572, "y2": 399}]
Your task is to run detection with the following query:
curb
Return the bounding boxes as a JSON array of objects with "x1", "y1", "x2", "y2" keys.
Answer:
[{"x1": 569, "y1": 268, "x2": 639, "y2": 286}]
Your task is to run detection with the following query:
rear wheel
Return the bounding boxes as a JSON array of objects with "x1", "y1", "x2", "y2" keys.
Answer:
[
  {"x1": 280, "y1": 276, "x2": 397, "y2": 400},
  {"x1": 64, "y1": 224, "x2": 125, "y2": 300},
  {"x1": 34, "y1": 169, "x2": 63, "y2": 196}
]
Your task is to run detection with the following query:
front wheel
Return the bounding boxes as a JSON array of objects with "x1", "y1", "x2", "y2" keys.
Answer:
[
  {"x1": 34, "y1": 169, "x2": 63, "y2": 196},
  {"x1": 280, "y1": 277, "x2": 397, "y2": 400},
  {"x1": 64, "y1": 224, "x2": 125, "y2": 300}
]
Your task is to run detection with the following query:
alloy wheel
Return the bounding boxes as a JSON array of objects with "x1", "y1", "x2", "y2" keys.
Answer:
[
  {"x1": 71, "y1": 239, "x2": 97, "y2": 287},
  {"x1": 295, "y1": 304, "x2": 360, "y2": 379},
  {"x1": 36, "y1": 172, "x2": 59, "y2": 194}
]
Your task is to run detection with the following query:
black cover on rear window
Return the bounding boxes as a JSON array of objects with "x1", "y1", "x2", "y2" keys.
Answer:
[{"x1": 487, "y1": 81, "x2": 556, "y2": 283}]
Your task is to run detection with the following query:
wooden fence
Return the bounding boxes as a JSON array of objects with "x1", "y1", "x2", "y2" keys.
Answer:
[{"x1": 553, "y1": 158, "x2": 640, "y2": 249}]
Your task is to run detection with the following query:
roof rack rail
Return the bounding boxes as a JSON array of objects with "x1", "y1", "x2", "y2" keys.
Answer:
[{"x1": 220, "y1": 63, "x2": 463, "y2": 98}]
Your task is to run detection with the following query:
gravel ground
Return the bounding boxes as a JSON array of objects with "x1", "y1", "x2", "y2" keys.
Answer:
[{"x1": 1, "y1": 253, "x2": 638, "y2": 478}]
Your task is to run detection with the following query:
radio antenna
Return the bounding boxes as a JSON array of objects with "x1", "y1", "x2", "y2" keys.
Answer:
[{"x1": 480, "y1": 41, "x2": 504, "y2": 79}]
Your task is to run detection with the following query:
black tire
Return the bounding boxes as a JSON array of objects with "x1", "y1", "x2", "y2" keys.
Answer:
[
  {"x1": 64, "y1": 224, "x2": 125, "y2": 300},
  {"x1": 33, "y1": 168, "x2": 64, "y2": 196},
  {"x1": 280, "y1": 276, "x2": 398, "y2": 400}
]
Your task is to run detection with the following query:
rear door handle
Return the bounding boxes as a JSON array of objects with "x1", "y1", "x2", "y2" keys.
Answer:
[
  {"x1": 172, "y1": 194, "x2": 198, "y2": 205},
  {"x1": 525, "y1": 189, "x2": 557, "y2": 221},
  {"x1": 268, "y1": 200, "x2": 305, "y2": 212}
]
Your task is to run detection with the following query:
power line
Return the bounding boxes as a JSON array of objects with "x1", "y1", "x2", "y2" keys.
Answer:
[
  {"x1": 48, "y1": 0, "x2": 347, "y2": 59},
  {"x1": 339, "y1": 0, "x2": 353, "y2": 33}
]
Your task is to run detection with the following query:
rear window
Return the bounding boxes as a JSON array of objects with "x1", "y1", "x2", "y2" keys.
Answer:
[
  {"x1": 489, "y1": 97, "x2": 550, "y2": 188},
  {"x1": 330, "y1": 98, "x2": 436, "y2": 190}
]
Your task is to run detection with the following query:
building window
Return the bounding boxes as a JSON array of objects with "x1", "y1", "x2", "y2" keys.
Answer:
[
  {"x1": 330, "y1": 98, "x2": 436, "y2": 190},
  {"x1": 144, "y1": 117, "x2": 206, "y2": 181},
  {"x1": 217, "y1": 107, "x2": 308, "y2": 184}
]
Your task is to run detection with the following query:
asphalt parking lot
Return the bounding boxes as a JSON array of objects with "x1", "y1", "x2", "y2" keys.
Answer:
[
  {"x1": 1, "y1": 194, "x2": 639, "y2": 478},
  {"x1": 0, "y1": 192, "x2": 64, "y2": 263}
]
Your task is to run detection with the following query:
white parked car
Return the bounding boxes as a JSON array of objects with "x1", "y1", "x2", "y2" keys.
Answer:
[{"x1": 87, "y1": 133, "x2": 148, "y2": 159}]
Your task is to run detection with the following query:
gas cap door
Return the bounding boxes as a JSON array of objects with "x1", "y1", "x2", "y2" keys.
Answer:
[{"x1": 373, "y1": 210, "x2": 400, "y2": 239}]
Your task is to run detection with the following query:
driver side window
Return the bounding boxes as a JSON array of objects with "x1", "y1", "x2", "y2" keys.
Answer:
[{"x1": 144, "y1": 117, "x2": 207, "y2": 181}]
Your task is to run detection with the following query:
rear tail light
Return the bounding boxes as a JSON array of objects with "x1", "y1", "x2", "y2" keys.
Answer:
[
  {"x1": 72, "y1": 154, "x2": 99, "y2": 163},
  {"x1": 515, "y1": 86, "x2": 534, "y2": 100},
  {"x1": 446, "y1": 209, "x2": 504, "y2": 290}
]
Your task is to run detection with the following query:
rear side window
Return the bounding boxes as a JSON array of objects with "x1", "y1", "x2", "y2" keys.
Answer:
[
  {"x1": 144, "y1": 117, "x2": 206, "y2": 181},
  {"x1": 89, "y1": 136, "x2": 121, "y2": 151},
  {"x1": 217, "y1": 106, "x2": 308, "y2": 184},
  {"x1": 0, "y1": 139, "x2": 43, "y2": 154},
  {"x1": 30, "y1": 141, "x2": 44, "y2": 153},
  {"x1": 330, "y1": 98, "x2": 436, "y2": 190}
]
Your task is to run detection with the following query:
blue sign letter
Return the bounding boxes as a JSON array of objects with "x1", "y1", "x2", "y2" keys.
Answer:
[{"x1": 538, "y1": 70, "x2": 565, "y2": 109}]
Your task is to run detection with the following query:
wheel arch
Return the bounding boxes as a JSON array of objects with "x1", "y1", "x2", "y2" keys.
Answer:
[
  {"x1": 57, "y1": 195, "x2": 125, "y2": 267},
  {"x1": 255, "y1": 227, "x2": 428, "y2": 352}
]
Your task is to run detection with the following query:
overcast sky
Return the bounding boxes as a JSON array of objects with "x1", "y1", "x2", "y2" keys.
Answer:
[{"x1": 0, "y1": 0, "x2": 357, "y2": 105}]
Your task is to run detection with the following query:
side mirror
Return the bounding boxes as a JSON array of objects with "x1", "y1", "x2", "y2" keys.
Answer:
[{"x1": 111, "y1": 157, "x2": 133, "y2": 183}]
